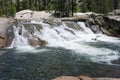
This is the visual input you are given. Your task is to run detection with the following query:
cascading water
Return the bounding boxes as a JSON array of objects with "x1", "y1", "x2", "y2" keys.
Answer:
[
  {"x1": 9, "y1": 20, "x2": 120, "y2": 65},
  {"x1": 10, "y1": 25, "x2": 29, "y2": 47},
  {"x1": 1, "y1": 20, "x2": 120, "y2": 79}
]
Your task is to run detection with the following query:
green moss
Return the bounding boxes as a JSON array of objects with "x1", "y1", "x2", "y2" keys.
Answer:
[{"x1": 107, "y1": 27, "x2": 119, "y2": 33}]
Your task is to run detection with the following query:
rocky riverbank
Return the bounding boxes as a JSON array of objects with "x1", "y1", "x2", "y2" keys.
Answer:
[
  {"x1": 0, "y1": 10, "x2": 120, "y2": 48},
  {"x1": 0, "y1": 10, "x2": 120, "y2": 80}
]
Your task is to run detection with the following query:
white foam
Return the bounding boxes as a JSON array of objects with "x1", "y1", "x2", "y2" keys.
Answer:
[
  {"x1": 91, "y1": 52, "x2": 120, "y2": 65},
  {"x1": 96, "y1": 34, "x2": 120, "y2": 43},
  {"x1": 10, "y1": 26, "x2": 29, "y2": 48},
  {"x1": 15, "y1": 46, "x2": 49, "y2": 53},
  {"x1": 10, "y1": 21, "x2": 120, "y2": 64}
]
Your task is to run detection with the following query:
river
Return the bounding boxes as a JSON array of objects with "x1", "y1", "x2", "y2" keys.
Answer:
[{"x1": 0, "y1": 21, "x2": 120, "y2": 80}]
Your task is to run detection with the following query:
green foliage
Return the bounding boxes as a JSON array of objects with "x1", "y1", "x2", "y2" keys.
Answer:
[
  {"x1": 76, "y1": 5, "x2": 81, "y2": 12},
  {"x1": 0, "y1": 0, "x2": 120, "y2": 17},
  {"x1": 108, "y1": 27, "x2": 119, "y2": 33}
]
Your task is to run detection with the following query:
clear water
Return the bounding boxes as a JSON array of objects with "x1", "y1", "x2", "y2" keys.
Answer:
[
  {"x1": 0, "y1": 21, "x2": 120, "y2": 80},
  {"x1": 0, "y1": 42, "x2": 120, "y2": 80}
]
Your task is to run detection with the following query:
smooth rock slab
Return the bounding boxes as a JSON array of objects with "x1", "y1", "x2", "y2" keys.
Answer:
[
  {"x1": 0, "y1": 18, "x2": 14, "y2": 48},
  {"x1": 15, "y1": 10, "x2": 52, "y2": 21}
]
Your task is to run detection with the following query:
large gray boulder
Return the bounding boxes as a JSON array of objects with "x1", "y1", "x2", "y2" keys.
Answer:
[
  {"x1": 15, "y1": 10, "x2": 52, "y2": 21},
  {"x1": 0, "y1": 18, "x2": 14, "y2": 48},
  {"x1": 108, "y1": 9, "x2": 120, "y2": 15},
  {"x1": 60, "y1": 13, "x2": 90, "y2": 21},
  {"x1": 0, "y1": 18, "x2": 13, "y2": 37},
  {"x1": 43, "y1": 17, "x2": 62, "y2": 26},
  {"x1": 103, "y1": 15, "x2": 120, "y2": 36}
]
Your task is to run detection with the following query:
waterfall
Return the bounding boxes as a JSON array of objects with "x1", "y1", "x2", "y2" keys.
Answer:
[
  {"x1": 10, "y1": 21, "x2": 120, "y2": 48},
  {"x1": 8, "y1": 20, "x2": 120, "y2": 64}
]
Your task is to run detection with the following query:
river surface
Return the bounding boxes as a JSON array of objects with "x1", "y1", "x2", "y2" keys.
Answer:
[
  {"x1": 0, "y1": 21, "x2": 120, "y2": 80},
  {"x1": 0, "y1": 41, "x2": 120, "y2": 80}
]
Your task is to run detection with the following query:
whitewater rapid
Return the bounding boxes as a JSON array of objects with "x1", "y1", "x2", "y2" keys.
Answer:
[{"x1": 9, "y1": 21, "x2": 120, "y2": 65}]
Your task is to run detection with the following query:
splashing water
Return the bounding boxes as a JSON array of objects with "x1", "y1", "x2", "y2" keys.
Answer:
[{"x1": 9, "y1": 21, "x2": 120, "y2": 65}]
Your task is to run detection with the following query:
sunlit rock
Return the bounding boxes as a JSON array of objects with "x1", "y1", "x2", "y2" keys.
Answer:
[
  {"x1": 44, "y1": 17, "x2": 62, "y2": 26},
  {"x1": 53, "y1": 76, "x2": 80, "y2": 80},
  {"x1": 0, "y1": 18, "x2": 14, "y2": 48},
  {"x1": 15, "y1": 10, "x2": 52, "y2": 21},
  {"x1": 79, "y1": 76, "x2": 94, "y2": 80},
  {"x1": 60, "y1": 13, "x2": 90, "y2": 21},
  {"x1": 108, "y1": 9, "x2": 120, "y2": 15}
]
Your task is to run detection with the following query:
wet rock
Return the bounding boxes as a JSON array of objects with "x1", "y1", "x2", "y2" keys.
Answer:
[
  {"x1": 94, "y1": 18, "x2": 103, "y2": 27},
  {"x1": 28, "y1": 37, "x2": 38, "y2": 47},
  {"x1": 28, "y1": 34, "x2": 47, "y2": 47},
  {"x1": 86, "y1": 18, "x2": 96, "y2": 26},
  {"x1": 0, "y1": 38, "x2": 5, "y2": 48},
  {"x1": 90, "y1": 25, "x2": 102, "y2": 34},
  {"x1": 84, "y1": 12, "x2": 120, "y2": 37},
  {"x1": 100, "y1": 27, "x2": 112, "y2": 36},
  {"x1": 38, "y1": 39, "x2": 47, "y2": 47},
  {"x1": 12, "y1": 20, "x2": 47, "y2": 47},
  {"x1": 23, "y1": 24, "x2": 43, "y2": 33},
  {"x1": 5, "y1": 25, "x2": 15, "y2": 47},
  {"x1": 64, "y1": 21, "x2": 84, "y2": 31}
]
